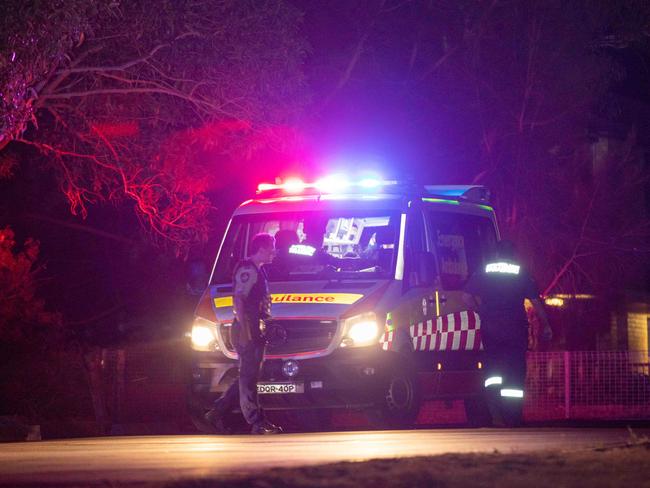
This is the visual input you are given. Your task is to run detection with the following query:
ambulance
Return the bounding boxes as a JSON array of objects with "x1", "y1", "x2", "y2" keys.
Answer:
[{"x1": 189, "y1": 176, "x2": 499, "y2": 430}]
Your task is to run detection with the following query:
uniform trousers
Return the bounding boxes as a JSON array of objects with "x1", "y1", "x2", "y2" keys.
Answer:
[
  {"x1": 212, "y1": 339, "x2": 266, "y2": 425},
  {"x1": 482, "y1": 319, "x2": 528, "y2": 390}
]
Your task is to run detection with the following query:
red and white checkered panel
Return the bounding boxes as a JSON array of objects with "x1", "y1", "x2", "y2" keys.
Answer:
[
  {"x1": 409, "y1": 311, "x2": 483, "y2": 351},
  {"x1": 379, "y1": 330, "x2": 394, "y2": 351}
]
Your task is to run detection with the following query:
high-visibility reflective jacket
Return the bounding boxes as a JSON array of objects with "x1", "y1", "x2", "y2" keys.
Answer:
[{"x1": 465, "y1": 260, "x2": 538, "y2": 347}]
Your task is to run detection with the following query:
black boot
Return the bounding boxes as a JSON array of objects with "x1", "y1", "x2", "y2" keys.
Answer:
[{"x1": 251, "y1": 420, "x2": 283, "y2": 435}]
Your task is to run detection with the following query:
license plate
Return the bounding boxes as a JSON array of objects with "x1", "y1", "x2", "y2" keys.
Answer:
[{"x1": 257, "y1": 382, "x2": 304, "y2": 394}]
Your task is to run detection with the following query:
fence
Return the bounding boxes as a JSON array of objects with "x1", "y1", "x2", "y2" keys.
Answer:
[
  {"x1": 97, "y1": 348, "x2": 650, "y2": 429},
  {"x1": 92, "y1": 341, "x2": 189, "y2": 431},
  {"x1": 524, "y1": 351, "x2": 650, "y2": 421}
]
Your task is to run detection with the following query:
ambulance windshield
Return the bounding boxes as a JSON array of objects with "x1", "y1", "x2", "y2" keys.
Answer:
[{"x1": 212, "y1": 211, "x2": 400, "y2": 283}]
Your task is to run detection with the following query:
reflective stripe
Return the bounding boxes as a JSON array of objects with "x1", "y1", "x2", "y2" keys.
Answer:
[
  {"x1": 214, "y1": 293, "x2": 364, "y2": 308},
  {"x1": 484, "y1": 376, "x2": 503, "y2": 387},
  {"x1": 500, "y1": 388, "x2": 524, "y2": 398},
  {"x1": 394, "y1": 213, "x2": 407, "y2": 280},
  {"x1": 485, "y1": 262, "x2": 520, "y2": 274},
  {"x1": 288, "y1": 244, "x2": 316, "y2": 256}
]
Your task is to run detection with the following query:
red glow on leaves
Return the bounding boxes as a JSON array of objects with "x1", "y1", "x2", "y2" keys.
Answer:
[
  {"x1": 21, "y1": 115, "x2": 309, "y2": 255},
  {"x1": 90, "y1": 121, "x2": 139, "y2": 138},
  {"x1": 0, "y1": 227, "x2": 60, "y2": 336},
  {"x1": 158, "y1": 119, "x2": 255, "y2": 193}
]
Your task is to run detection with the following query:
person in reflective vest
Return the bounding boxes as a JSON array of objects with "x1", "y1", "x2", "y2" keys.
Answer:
[
  {"x1": 463, "y1": 241, "x2": 551, "y2": 405},
  {"x1": 205, "y1": 233, "x2": 282, "y2": 435}
]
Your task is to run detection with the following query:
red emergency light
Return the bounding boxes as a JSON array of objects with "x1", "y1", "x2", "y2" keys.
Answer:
[{"x1": 256, "y1": 175, "x2": 396, "y2": 194}]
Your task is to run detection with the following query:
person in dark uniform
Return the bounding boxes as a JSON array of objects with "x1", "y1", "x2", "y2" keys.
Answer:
[
  {"x1": 264, "y1": 229, "x2": 299, "y2": 279},
  {"x1": 463, "y1": 240, "x2": 551, "y2": 424},
  {"x1": 205, "y1": 233, "x2": 282, "y2": 435}
]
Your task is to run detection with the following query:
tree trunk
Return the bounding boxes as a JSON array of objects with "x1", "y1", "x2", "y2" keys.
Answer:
[{"x1": 83, "y1": 348, "x2": 109, "y2": 435}]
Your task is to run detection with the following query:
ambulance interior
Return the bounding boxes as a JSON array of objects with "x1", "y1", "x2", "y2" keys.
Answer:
[{"x1": 212, "y1": 211, "x2": 400, "y2": 283}]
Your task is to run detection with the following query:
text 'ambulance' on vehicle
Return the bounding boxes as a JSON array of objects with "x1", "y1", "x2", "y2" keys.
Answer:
[{"x1": 189, "y1": 176, "x2": 502, "y2": 430}]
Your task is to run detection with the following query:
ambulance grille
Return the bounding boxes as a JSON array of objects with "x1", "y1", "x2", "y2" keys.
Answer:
[{"x1": 221, "y1": 319, "x2": 338, "y2": 355}]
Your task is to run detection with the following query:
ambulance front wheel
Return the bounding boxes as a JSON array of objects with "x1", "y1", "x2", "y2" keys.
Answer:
[
  {"x1": 367, "y1": 358, "x2": 421, "y2": 429},
  {"x1": 187, "y1": 392, "x2": 213, "y2": 433}
]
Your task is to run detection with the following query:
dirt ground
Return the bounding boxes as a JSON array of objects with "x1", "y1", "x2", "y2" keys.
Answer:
[
  {"x1": 16, "y1": 439, "x2": 649, "y2": 488},
  {"x1": 165, "y1": 443, "x2": 650, "y2": 488}
]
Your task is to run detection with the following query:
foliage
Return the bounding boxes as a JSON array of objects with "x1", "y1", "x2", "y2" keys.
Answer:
[
  {"x1": 302, "y1": 0, "x2": 650, "y2": 294},
  {"x1": 0, "y1": 226, "x2": 60, "y2": 340},
  {"x1": 443, "y1": 0, "x2": 650, "y2": 294},
  {"x1": 1, "y1": 0, "x2": 308, "y2": 254},
  {"x1": 0, "y1": 226, "x2": 79, "y2": 424}
]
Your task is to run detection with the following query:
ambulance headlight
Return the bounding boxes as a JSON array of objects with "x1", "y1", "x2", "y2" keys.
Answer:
[
  {"x1": 190, "y1": 316, "x2": 220, "y2": 352},
  {"x1": 341, "y1": 312, "x2": 380, "y2": 348}
]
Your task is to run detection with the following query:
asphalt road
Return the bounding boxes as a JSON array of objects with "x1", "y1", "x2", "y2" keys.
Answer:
[{"x1": 0, "y1": 428, "x2": 645, "y2": 485}]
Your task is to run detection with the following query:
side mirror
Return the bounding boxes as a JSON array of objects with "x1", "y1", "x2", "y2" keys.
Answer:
[
  {"x1": 186, "y1": 260, "x2": 210, "y2": 296},
  {"x1": 417, "y1": 251, "x2": 437, "y2": 287}
]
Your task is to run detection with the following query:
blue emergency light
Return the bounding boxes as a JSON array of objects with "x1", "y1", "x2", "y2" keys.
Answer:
[
  {"x1": 256, "y1": 175, "x2": 398, "y2": 195},
  {"x1": 256, "y1": 176, "x2": 491, "y2": 207}
]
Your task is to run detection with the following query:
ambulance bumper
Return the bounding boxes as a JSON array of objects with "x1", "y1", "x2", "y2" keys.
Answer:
[{"x1": 189, "y1": 347, "x2": 392, "y2": 410}]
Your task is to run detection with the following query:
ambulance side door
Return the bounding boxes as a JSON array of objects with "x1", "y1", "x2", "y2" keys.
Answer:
[
  {"x1": 390, "y1": 205, "x2": 438, "y2": 354},
  {"x1": 425, "y1": 209, "x2": 497, "y2": 352}
]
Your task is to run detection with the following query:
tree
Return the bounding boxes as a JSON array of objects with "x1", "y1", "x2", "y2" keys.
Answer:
[
  {"x1": 301, "y1": 0, "x2": 650, "y2": 295},
  {"x1": 443, "y1": 0, "x2": 650, "y2": 294},
  {"x1": 1, "y1": 0, "x2": 307, "y2": 254}
]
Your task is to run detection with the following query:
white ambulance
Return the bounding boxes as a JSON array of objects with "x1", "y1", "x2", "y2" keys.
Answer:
[{"x1": 189, "y1": 176, "x2": 498, "y2": 430}]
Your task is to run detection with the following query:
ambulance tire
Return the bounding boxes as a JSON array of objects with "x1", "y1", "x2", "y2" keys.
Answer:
[
  {"x1": 187, "y1": 394, "x2": 214, "y2": 433},
  {"x1": 464, "y1": 397, "x2": 493, "y2": 428},
  {"x1": 367, "y1": 356, "x2": 421, "y2": 429}
]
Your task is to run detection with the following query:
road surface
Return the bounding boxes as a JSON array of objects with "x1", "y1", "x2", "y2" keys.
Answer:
[{"x1": 0, "y1": 428, "x2": 644, "y2": 485}]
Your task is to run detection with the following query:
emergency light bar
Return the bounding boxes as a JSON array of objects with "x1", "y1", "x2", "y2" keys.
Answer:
[
  {"x1": 257, "y1": 176, "x2": 398, "y2": 194},
  {"x1": 424, "y1": 185, "x2": 491, "y2": 203},
  {"x1": 256, "y1": 177, "x2": 491, "y2": 206}
]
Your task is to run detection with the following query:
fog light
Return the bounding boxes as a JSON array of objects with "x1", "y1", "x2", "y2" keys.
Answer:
[{"x1": 282, "y1": 360, "x2": 299, "y2": 378}]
